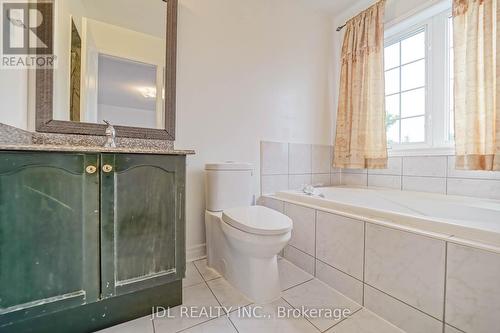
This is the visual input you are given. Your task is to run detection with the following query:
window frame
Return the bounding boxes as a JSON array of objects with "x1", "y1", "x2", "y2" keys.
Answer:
[
  {"x1": 384, "y1": 26, "x2": 429, "y2": 148},
  {"x1": 445, "y1": 15, "x2": 454, "y2": 144},
  {"x1": 383, "y1": 7, "x2": 454, "y2": 156}
]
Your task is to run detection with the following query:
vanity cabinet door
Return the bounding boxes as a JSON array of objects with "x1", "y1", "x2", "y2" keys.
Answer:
[
  {"x1": 100, "y1": 154, "x2": 185, "y2": 297},
  {"x1": 0, "y1": 152, "x2": 100, "y2": 325}
]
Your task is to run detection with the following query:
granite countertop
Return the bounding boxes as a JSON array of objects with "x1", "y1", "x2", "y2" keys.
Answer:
[
  {"x1": 0, "y1": 123, "x2": 195, "y2": 155},
  {"x1": 0, "y1": 143, "x2": 195, "y2": 155}
]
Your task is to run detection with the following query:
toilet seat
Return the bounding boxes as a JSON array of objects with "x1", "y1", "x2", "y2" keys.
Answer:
[{"x1": 222, "y1": 206, "x2": 292, "y2": 236}]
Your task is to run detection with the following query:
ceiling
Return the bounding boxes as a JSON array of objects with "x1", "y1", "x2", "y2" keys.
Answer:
[
  {"x1": 98, "y1": 54, "x2": 158, "y2": 111},
  {"x1": 82, "y1": 0, "x2": 166, "y2": 38},
  {"x1": 297, "y1": 0, "x2": 357, "y2": 14},
  {"x1": 78, "y1": 0, "x2": 355, "y2": 39}
]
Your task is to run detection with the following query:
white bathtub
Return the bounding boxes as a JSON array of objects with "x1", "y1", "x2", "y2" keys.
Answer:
[{"x1": 274, "y1": 186, "x2": 500, "y2": 252}]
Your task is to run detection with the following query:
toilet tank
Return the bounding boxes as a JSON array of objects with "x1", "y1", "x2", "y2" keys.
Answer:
[{"x1": 205, "y1": 162, "x2": 253, "y2": 212}]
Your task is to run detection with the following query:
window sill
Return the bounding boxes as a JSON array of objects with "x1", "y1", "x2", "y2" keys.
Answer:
[{"x1": 387, "y1": 146, "x2": 455, "y2": 157}]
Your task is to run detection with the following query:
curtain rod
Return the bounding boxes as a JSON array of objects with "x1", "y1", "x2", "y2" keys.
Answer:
[
  {"x1": 336, "y1": 23, "x2": 347, "y2": 32},
  {"x1": 335, "y1": 0, "x2": 386, "y2": 32}
]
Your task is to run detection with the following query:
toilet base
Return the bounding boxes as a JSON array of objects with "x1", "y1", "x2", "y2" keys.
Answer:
[
  {"x1": 223, "y1": 254, "x2": 281, "y2": 304},
  {"x1": 205, "y1": 210, "x2": 290, "y2": 304}
]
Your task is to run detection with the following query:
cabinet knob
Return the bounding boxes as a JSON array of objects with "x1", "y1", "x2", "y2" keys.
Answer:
[
  {"x1": 86, "y1": 165, "x2": 97, "y2": 174},
  {"x1": 102, "y1": 164, "x2": 113, "y2": 173}
]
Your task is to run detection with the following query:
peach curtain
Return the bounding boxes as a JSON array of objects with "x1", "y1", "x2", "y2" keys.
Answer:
[
  {"x1": 333, "y1": 0, "x2": 387, "y2": 169},
  {"x1": 453, "y1": 0, "x2": 499, "y2": 170}
]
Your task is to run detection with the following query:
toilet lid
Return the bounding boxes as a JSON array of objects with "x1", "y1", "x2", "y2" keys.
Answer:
[{"x1": 222, "y1": 206, "x2": 293, "y2": 236}]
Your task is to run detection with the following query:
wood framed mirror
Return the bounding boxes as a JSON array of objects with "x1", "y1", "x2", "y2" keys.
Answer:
[{"x1": 35, "y1": 0, "x2": 177, "y2": 140}]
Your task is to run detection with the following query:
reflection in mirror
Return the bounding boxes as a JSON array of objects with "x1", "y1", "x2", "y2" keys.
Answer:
[
  {"x1": 53, "y1": 0, "x2": 166, "y2": 129},
  {"x1": 97, "y1": 55, "x2": 162, "y2": 129},
  {"x1": 70, "y1": 19, "x2": 81, "y2": 122}
]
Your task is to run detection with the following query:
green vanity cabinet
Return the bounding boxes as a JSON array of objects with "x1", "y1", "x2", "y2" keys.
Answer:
[
  {"x1": 0, "y1": 152, "x2": 101, "y2": 324},
  {"x1": 100, "y1": 154, "x2": 185, "y2": 297},
  {"x1": 0, "y1": 151, "x2": 186, "y2": 333}
]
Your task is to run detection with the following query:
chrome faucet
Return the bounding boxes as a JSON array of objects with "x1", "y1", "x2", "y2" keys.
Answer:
[
  {"x1": 302, "y1": 184, "x2": 325, "y2": 198},
  {"x1": 302, "y1": 184, "x2": 316, "y2": 195},
  {"x1": 103, "y1": 120, "x2": 116, "y2": 148}
]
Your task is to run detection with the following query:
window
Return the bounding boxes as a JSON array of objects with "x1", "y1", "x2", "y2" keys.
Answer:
[
  {"x1": 447, "y1": 15, "x2": 454, "y2": 142},
  {"x1": 385, "y1": 30, "x2": 427, "y2": 145},
  {"x1": 384, "y1": 5, "x2": 453, "y2": 154}
]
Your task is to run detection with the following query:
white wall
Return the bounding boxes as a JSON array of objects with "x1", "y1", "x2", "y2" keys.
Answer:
[
  {"x1": 175, "y1": 0, "x2": 334, "y2": 259},
  {"x1": 0, "y1": 70, "x2": 28, "y2": 129},
  {"x1": 86, "y1": 19, "x2": 165, "y2": 66}
]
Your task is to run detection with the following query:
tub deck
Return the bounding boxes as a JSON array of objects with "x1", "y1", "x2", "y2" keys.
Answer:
[{"x1": 273, "y1": 186, "x2": 500, "y2": 252}]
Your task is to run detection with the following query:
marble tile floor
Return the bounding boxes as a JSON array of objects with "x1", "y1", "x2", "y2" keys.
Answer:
[{"x1": 97, "y1": 258, "x2": 404, "y2": 333}]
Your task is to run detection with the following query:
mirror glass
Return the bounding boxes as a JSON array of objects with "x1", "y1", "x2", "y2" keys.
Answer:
[{"x1": 53, "y1": 0, "x2": 167, "y2": 129}]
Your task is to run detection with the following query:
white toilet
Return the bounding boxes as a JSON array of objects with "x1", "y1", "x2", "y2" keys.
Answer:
[{"x1": 204, "y1": 162, "x2": 292, "y2": 304}]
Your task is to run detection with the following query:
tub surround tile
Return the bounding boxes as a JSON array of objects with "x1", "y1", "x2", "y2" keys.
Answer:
[
  {"x1": 446, "y1": 178, "x2": 500, "y2": 200},
  {"x1": 402, "y1": 176, "x2": 446, "y2": 194},
  {"x1": 194, "y1": 259, "x2": 221, "y2": 281},
  {"x1": 316, "y1": 211, "x2": 364, "y2": 280},
  {"x1": 154, "y1": 283, "x2": 221, "y2": 333},
  {"x1": 257, "y1": 196, "x2": 285, "y2": 213},
  {"x1": 278, "y1": 258, "x2": 314, "y2": 291},
  {"x1": 261, "y1": 175, "x2": 288, "y2": 195},
  {"x1": 229, "y1": 298, "x2": 318, "y2": 333},
  {"x1": 261, "y1": 142, "x2": 289, "y2": 175},
  {"x1": 326, "y1": 308, "x2": 404, "y2": 333},
  {"x1": 402, "y1": 156, "x2": 447, "y2": 177},
  {"x1": 365, "y1": 224, "x2": 446, "y2": 319},
  {"x1": 331, "y1": 157, "x2": 342, "y2": 174},
  {"x1": 289, "y1": 143, "x2": 312, "y2": 175},
  {"x1": 260, "y1": 141, "x2": 500, "y2": 201},
  {"x1": 368, "y1": 157, "x2": 402, "y2": 176},
  {"x1": 330, "y1": 173, "x2": 342, "y2": 185},
  {"x1": 254, "y1": 194, "x2": 500, "y2": 333},
  {"x1": 341, "y1": 173, "x2": 368, "y2": 186},
  {"x1": 364, "y1": 285, "x2": 443, "y2": 333},
  {"x1": 207, "y1": 278, "x2": 252, "y2": 311},
  {"x1": 289, "y1": 174, "x2": 312, "y2": 191},
  {"x1": 315, "y1": 260, "x2": 363, "y2": 305},
  {"x1": 259, "y1": 141, "x2": 342, "y2": 195},
  {"x1": 342, "y1": 168, "x2": 368, "y2": 174},
  {"x1": 447, "y1": 236, "x2": 500, "y2": 256},
  {"x1": 283, "y1": 245, "x2": 315, "y2": 275},
  {"x1": 284, "y1": 203, "x2": 316, "y2": 256},
  {"x1": 312, "y1": 145, "x2": 332, "y2": 174},
  {"x1": 368, "y1": 174, "x2": 402, "y2": 190},
  {"x1": 331, "y1": 167, "x2": 342, "y2": 174},
  {"x1": 447, "y1": 156, "x2": 500, "y2": 180},
  {"x1": 282, "y1": 279, "x2": 361, "y2": 331},
  {"x1": 312, "y1": 173, "x2": 331, "y2": 187},
  {"x1": 445, "y1": 244, "x2": 500, "y2": 333}
]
